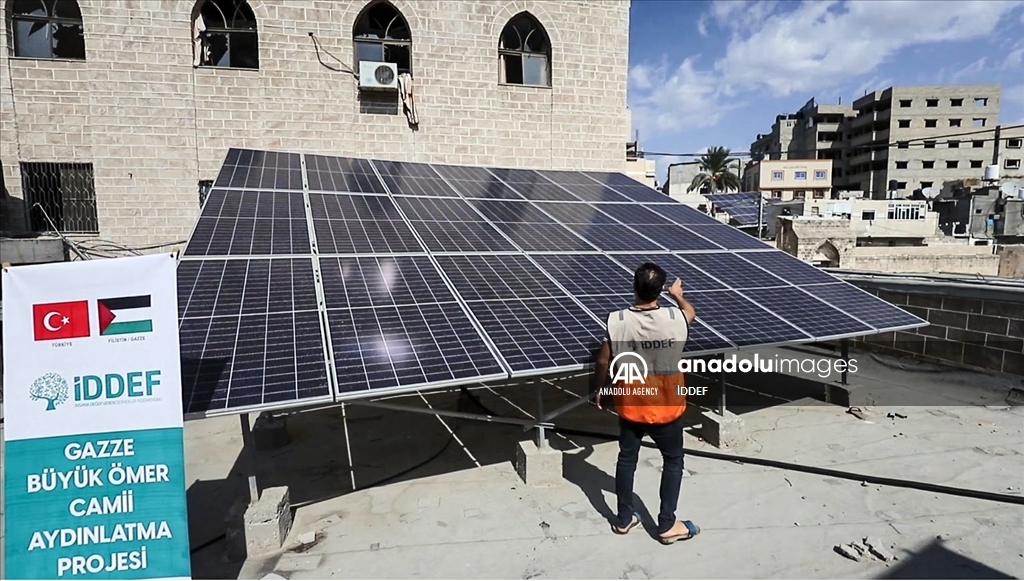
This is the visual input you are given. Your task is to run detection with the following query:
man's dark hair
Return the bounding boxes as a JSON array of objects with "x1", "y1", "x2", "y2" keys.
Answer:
[{"x1": 633, "y1": 262, "x2": 666, "y2": 303}]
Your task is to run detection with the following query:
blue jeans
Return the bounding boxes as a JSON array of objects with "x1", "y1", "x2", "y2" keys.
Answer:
[{"x1": 615, "y1": 415, "x2": 684, "y2": 534}]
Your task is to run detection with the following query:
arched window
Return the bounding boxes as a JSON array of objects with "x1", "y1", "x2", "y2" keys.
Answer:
[
  {"x1": 499, "y1": 12, "x2": 549, "y2": 86},
  {"x1": 192, "y1": 0, "x2": 258, "y2": 69},
  {"x1": 8, "y1": 0, "x2": 86, "y2": 59},
  {"x1": 353, "y1": 1, "x2": 410, "y2": 74}
]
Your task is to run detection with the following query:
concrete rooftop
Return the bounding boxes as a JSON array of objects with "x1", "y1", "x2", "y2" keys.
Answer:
[{"x1": 171, "y1": 346, "x2": 1024, "y2": 580}]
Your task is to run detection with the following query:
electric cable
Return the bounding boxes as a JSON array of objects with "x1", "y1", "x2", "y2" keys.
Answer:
[
  {"x1": 642, "y1": 123, "x2": 1024, "y2": 158},
  {"x1": 308, "y1": 32, "x2": 358, "y2": 78}
]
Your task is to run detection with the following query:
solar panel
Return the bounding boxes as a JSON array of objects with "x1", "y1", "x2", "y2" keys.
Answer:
[
  {"x1": 319, "y1": 255, "x2": 458, "y2": 309},
  {"x1": 706, "y1": 192, "x2": 765, "y2": 225},
  {"x1": 527, "y1": 254, "x2": 631, "y2": 296},
  {"x1": 210, "y1": 189, "x2": 307, "y2": 219},
  {"x1": 680, "y1": 253, "x2": 788, "y2": 289},
  {"x1": 491, "y1": 222, "x2": 596, "y2": 252},
  {"x1": 395, "y1": 196, "x2": 490, "y2": 222},
  {"x1": 374, "y1": 159, "x2": 460, "y2": 197},
  {"x1": 435, "y1": 254, "x2": 561, "y2": 301},
  {"x1": 607, "y1": 253, "x2": 729, "y2": 291},
  {"x1": 738, "y1": 251, "x2": 841, "y2": 286},
  {"x1": 178, "y1": 148, "x2": 928, "y2": 416},
  {"x1": 639, "y1": 225, "x2": 725, "y2": 251},
  {"x1": 185, "y1": 217, "x2": 310, "y2": 256},
  {"x1": 471, "y1": 200, "x2": 557, "y2": 223},
  {"x1": 683, "y1": 225, "x2": 770, "y2": 249},
  {"x1": 177, "y1": 258, "x2": 330, "y2": 415},
  {"x1": 643, "y1": 203, "x2": 723, "y2": 226},
  {"x1": 517, "y1": 181, "x2": 588, "y2": 201},
  {"x1": 528, "y1": 202, "x2": 620, "y2": 225},
  {"x1": 311, "y1": 194, "x2": 424, "y2": 254},
  {"x1": 589, "y1": 203, "x2": 673, "y2": 225},
  {"x1": 684, "y1": 291, "x2": 811, "y2": 346},
  {"x1": 562, "y1": 223, "x2": 664, "y2": 251},
  {"x1": 431, "y1": 164, "x2": 525, "y2": 200},
  {"x1": 306, "y1": 155, "x2": 386, "y2": 193},
  {"x1": 744, "y1": 287, "x2": 873, "y2": 338},
  {"x1": 329, "y1": 304, "x2": 506, "y2": 394},
  {"x1": 463, "y1": 298, "x2": 604, "y2": 373},
  {"x1": 214, "y1": 149, "x2": 303, "y2": 190},
  {"x1": 180, "y1": 311, "x2": 330, "y2": 414},
  {"x1": 415, "y1": 220, "x2": 519, "y2": 252},
  {"x1": 800, "y1": 283, "x2": 925, "y2": 330},
  {"x1": 178, "y1": 258, "x2": 318, "y2": 319},
  {"x1": 605, "y1": 184, "x2": 673, "y2": 203}
]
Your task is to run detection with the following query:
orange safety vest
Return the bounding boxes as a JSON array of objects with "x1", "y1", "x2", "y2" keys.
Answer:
[{"x1": 606, "y1": 306, "x2": 689, "y2": 424}]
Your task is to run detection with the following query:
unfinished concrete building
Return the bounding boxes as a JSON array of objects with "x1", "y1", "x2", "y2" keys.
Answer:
[
  {"x1": 845, "y1": 85, "x2": 1002, "y2": 199},
  {"x1": 749, "y1": 85, "x2": 1006, "y2": 201}
]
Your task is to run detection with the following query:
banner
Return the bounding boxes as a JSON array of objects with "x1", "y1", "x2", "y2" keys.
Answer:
[{"x1": 2, "y1": 253, "x2": 191, "y2": 580}]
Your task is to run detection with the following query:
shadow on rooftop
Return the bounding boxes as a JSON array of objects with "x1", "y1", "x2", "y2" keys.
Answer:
[
  {"x1": 878, "y1": 539, "x2": 1016, "y2": 579},
  {"x1": 186, "y1": 364, "x2": 829, "y2": 577}
]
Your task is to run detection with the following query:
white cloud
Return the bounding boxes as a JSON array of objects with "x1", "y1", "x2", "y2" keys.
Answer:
[
  {"x1": 696, "y1": 16, "x2": 708, "y2": 37},
  {"x1": 628, "y1": 57, "x2": 741, "y2": 139},
  {"x1": 951, "y1": 57, "x2": 988, "y2": 82},
  {"x1": 628, "y1": 0, "x2": 1024, "y2": 139},
  {"x1": 1003, "y1": 47, "x2": 1024, "y2": 70},
  {"x1": 853, "y1": 76, "x2": 893, "y2": 99},
  {"x1": 1005, "y1": 85, "x2": 1024, "y2": 104},
  {"x1": 712, "y1": 0, "x2": 1023, "y2": 97}
]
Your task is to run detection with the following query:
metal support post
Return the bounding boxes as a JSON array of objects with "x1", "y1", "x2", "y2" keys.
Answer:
[
  {"x1": 535, "y1": 384, "x2": 548, "y2": 450},
  {"x1": 239, "y1": 413, "x2": 259, "y2": 504},
  {"x1": 841, "y1": 338, "x2": 850, "y2": 386},
  {"x1": 718, "y1": 354, "x2": 727, "y2": 416}
]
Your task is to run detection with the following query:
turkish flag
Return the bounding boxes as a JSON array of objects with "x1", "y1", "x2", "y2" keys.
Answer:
[{"x1": 33, "y1": 301, "x2": 91, "y2": 340}]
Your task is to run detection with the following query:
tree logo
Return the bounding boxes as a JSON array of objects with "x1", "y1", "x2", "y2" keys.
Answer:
[{"x1": 30, "y1": 373, "x2": 69, "y2": 411}]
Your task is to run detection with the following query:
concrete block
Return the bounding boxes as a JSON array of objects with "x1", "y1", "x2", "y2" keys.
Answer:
[
  {"x1": 515, "y1": 440, "x2": 564, "y2": 487},
  {"x1": 826, "y1": 382, "x2": 876, "y2": 408},
  {"x1": 243, "y1": 487, "x2": 293, "y2": 558},
  {"x1": 700, "y1": 410, "x2": 746, "y2": 449},
  {"x1": 253, "y1": 412, "x2": 290, "y2": 451}
]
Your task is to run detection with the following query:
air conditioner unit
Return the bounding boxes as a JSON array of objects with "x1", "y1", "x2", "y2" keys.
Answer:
[{"x1": 358, "y1": 61, "x2": 398, "y2": 90}]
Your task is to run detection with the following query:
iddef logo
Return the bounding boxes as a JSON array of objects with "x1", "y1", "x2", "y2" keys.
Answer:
[
  {"x1": 610, "y1": 352, "x2": 648, "y2": 384},
  {"x1": 30, "y1": 373, "x2": 70, "y2": 411},
  {"x1": 74, "y1": 370, "x2": 162, "y2": 402}
]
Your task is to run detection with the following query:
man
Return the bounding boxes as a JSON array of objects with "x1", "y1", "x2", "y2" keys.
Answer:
[{"x1": 592, "y1": 262, "x2": 699, "y2": 544}]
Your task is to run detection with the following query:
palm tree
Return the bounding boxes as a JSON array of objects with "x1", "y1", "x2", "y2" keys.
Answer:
[{"x1": 686, "y1": 146, "x2": 741, "y2": 194}]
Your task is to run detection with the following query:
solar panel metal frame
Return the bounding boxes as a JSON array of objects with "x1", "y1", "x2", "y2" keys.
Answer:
[{"x1": 177, "y1": 148, "x2": 929, "y2": 418}]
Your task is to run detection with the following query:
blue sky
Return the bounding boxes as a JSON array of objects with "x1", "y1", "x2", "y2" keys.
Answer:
[{"x1": 627, "y1": 0, "x2": 1024, "y2": 184}]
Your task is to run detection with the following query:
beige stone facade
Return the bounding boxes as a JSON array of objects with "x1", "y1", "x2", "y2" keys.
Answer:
[
  {"x1": 744, "y1": 159, "x2": 833, "y2": 201},
  {"x1": 776, "y1": 217, "x2": 1000, "y2": 275},
  {"x1": 0, "y1": 0, "x2": 630, "y2": 248}
]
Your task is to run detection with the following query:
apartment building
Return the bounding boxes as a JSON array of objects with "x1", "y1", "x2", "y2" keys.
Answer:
[
  {"x1": 845, "y1": 85, "x2": 1002, "y2": 198},
  {"x1": 801, "y1": 198, "x2": 939, "y2": 243},
  {"x1": 749, "y1": 85, "x2": 1006, "y2": 201},
  {"x1": 0, "y1": 0, "x2": 631, "y2": 247},
  {"x1": 742, "y1": 159, "x2": 833, "y2": 201}
]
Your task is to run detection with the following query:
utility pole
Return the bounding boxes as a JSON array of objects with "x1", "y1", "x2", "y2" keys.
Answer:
[{"x1": 992, "y1": 125, "x2": 1002, "y2": 167}]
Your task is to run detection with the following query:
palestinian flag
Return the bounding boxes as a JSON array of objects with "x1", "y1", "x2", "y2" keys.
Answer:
[{"x1": 98, "y1": 295, "x2": 153, "y2": 335}]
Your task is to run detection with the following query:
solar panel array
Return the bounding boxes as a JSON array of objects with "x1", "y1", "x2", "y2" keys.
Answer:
[
  {"x1": 177, "y1": 148, "x2": 927, "y2": 417},
  {"x1": 706, "y1": 191, "x2": 771, "y2": 226}
]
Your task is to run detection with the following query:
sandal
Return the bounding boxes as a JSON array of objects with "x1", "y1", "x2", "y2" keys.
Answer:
[
  {"x1": 658, "y1": 520, "x2": 700, "y2": 544},
  {"x1": 612, "y1": 512, "x2": 641, "y2": 535}
]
